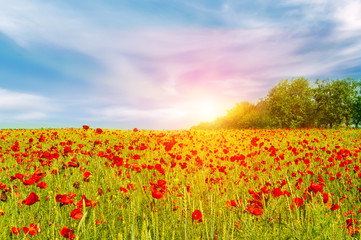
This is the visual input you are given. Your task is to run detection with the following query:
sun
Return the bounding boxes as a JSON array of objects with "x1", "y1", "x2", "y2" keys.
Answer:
[{"x1": 197, "y1": 101, "x2": 219, "y2": 122}]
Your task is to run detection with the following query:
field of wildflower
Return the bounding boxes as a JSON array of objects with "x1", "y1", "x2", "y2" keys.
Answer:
[{"x1": 1, "y1": 127, "x2": 361, "y2": 239}]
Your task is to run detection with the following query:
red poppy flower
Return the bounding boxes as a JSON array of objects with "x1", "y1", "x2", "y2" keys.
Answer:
[
  {"x1": 307, "y1": 182, "x2": 325, "y2": 194},
  {"x1": 68, "y1": 162, "x2": 80, "y2": 168},
  {"x1": 272, "y1": 188, "x2": 284, "y2": 198},
  {"x1": 98, "y1": 188, "x2": 103, "y2": 196},
  {"x1": 36, "y1": 182, "x2": 48, "y2": 189},
  {"x1": 22, "y1": 178, "x2": 36, "y2": 186},
  {"x1": 226, "y1": 199, "x2": 237, "y2": 208},
  {"x1": 164, "y1": 141, "x2": 176, "y2": 151},
  {"x1": 127, "y1": 183, "x2": 136, "y2": 190},
  {"x1": 230, "y1": 200, "x2": 237, "y2": 207},
  {"x1": 261, "y1": 186, "x2": 269, "y2": 194},
  {"x1": 82, "y1": 125, "x2": 90, "y2": 130},
  {"x1": 152, "y1": 190, "x2": 163, "y2": 199},
  {"x1": 95, "y1": 128, "x2": 103, "y2": 134},
  {"x1": 331, "y1": 204, "x2": 340, "y2": 211},
  {"x1": 293, "y1": 197, "x2": 304, "y2": 207},
  {"x1": 68, "y1": 192, "x2": 77, "y2": 199},
  {"x1": 355, "y1": 165, "x2": 360, "y2": 173},
  {"x1": 23, "y1": 223, "x2": 40, "y2": 235},
  {"x1": 95, "y1": 220, "x2": 106, "y2": 225},
  {"x1": 192, "y1": 210, "x2": 203, "y2": 222},
  {"x1": 120, "y1": 187, "x2": 128, "y2": 193},
  {"x1": 157, "y1": 179, "x2": 166, "y2": 186},
  {"x1": 346, "y1": 218, "x2": 360, "y2": 236},
  {"x1": 283, "y1": 191, "x2": 291, "y2": 197},
  {"x1": 246, "y1": 206, "x2": 263, "y2": 216},
  {"x1": 55, "y1": 194, "x2": 74, "y2": 205},
  {"x1": 60, "y1": 226, "x2": 76, "y2": 239},
  {"x1": 14, "y1": 173, "x2": 24, "y2": 181},
  {"x1": 70, "y1": 208, "x2": 83, "y2": 221},
  {"x1": 11, "y1": 141, "x2": 20, "y2": 152},
  {"x1": 23, "y1": 192, "x2": 40, "y2": 205},
  {"x1": 83, "y1": 171, "x2": 92, "y2": 181},
  {"x1": 11, "y1": 227, "x2": 20, "y2": 235},
  {"x1": 31, "y1": 174, "x2": 41, "y2": 183},
  {"x1": 75, "y1": 195, "x2": 97, "y2": 208},
  {"x1": 323, "y1": 193, "x2": 329, "y2": 204}
]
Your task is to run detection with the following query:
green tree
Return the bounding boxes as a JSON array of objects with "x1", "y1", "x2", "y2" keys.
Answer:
[
  {"x1": 223, "y1": 101, "x2": 256, "y2": 128},
  {"x1": 191, "y1": 77, "x2": 360, "y2": 130},
  {"x1": 265, "y1": 78, "x2": 314, "y2": 128},
  {"x1": 251, "y1": 99, "x2": 271, "y2": 128},
  {"x1": 351, "y1": 79, "x2": 361, "y2": 128},
  {"x1": 207, "y1": 100, "x2": 270, "y2": 129},
  {"x1": 313, "y1": 78, "x2": 356, "y2": 128},
  {"x1": 352, "y1": 96, "x2": 361, "y2": 128}
]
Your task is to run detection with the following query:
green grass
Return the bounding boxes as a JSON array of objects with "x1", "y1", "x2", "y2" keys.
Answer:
[{"x1": 0, "y1": 128, "x2": 360, "y2": 239}]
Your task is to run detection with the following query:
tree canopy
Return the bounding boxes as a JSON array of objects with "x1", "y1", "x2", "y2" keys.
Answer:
[{"x1": 192, "y1": 77, "x2": 361, "y2": 129}]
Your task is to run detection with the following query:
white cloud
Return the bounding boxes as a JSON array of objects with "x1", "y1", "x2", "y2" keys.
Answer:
[
  {"x1": 333, "y1": 0, "x2": 361, "y2": 35},
  {"x1": 0, "y1": 88, "x2": 53, "y2": 121},
  {"x1": 281, "y1": 0, "x2": 361, "y2": 37},
  {"x1": 0, "y1": 88, "x2": 50, "y2": 111},
  {"x1": 0, "y1": 0, "x2": 357, "y2": 85},
  {"x1": 13, "y1": 112, "x2": 47, "y2": 120}
]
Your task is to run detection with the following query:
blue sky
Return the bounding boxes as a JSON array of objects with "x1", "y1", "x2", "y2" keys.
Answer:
[{"x1": 1, "y1": 0, "x2": 361, "y2": 129}]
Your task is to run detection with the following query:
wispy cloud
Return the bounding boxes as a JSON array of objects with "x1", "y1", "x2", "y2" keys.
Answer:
[
  {"x1": 0, "y1": 88, "x2": 50, "y2": 111},
  {"x1": 0, "y1": 88, "x2": 53, "y2": 122},
  {"x1": 334, "y1": 0, "x2": 361, "y2": 33},
  {"x1": 13, "y1": 112, "x2": 47, "y2": 121}
]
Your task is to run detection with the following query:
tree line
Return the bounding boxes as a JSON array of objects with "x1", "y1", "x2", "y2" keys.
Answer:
[{"x1": 192, "y1": 77, "x2": 361, "y2": 129}]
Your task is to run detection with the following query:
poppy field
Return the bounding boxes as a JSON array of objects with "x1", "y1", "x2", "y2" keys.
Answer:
[{"x1": 1, "y1": 127, "x2": 361, "y2": 239}]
